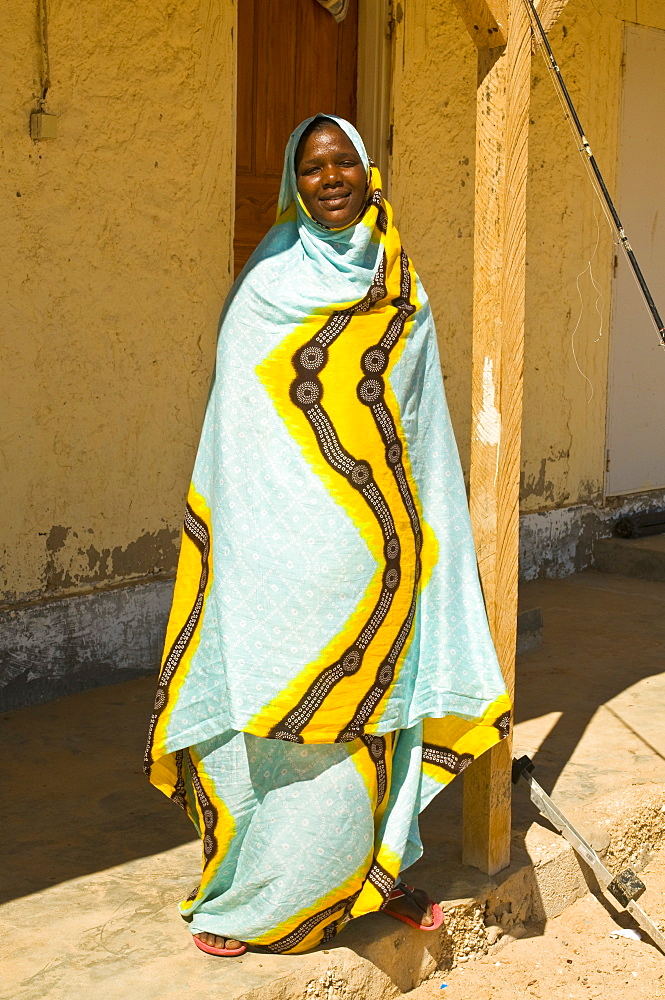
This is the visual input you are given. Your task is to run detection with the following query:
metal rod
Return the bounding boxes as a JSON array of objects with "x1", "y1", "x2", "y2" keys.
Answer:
[
  {"x1": 513, "y1": 756, "x2": 665, "y2": 956},
  {"x1": 525, "y1": 0, "x2": 665, "y2": 348}
]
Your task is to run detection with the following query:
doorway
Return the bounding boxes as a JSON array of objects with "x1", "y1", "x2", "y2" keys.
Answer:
[
  {"x1": 606, "y1": 24, "x2": 665, "y2": 495},
  {"x1": 234, "y1": 0, "x2": 358, "y2": 276}
]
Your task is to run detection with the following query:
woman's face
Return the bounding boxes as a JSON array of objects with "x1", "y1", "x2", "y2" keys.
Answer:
[{"x1": 295, "y1": 124, "x2": 367, "y2": 228}]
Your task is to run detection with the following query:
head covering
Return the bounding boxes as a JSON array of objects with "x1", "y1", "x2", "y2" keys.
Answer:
[
  {"x1": 256, "y1": 112, "x2": 389, "y2": 286},
  {"x1": 277, "y1": 114, "x2": 370, "y2": 218}
]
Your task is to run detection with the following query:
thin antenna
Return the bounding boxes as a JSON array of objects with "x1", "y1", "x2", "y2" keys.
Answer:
[{"x1": 525, "y1": 0, "x2": 665, "y2": 349}]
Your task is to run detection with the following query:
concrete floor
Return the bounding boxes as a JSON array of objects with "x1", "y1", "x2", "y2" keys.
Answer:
[{"x1": 2, "y1": 570, "x2": 665, "y2": 999}]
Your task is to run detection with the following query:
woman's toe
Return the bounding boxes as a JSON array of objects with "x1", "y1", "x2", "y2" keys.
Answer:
[
  {"x1": 226, "y1": 939, "x2": 242, "y2": 950},
  {"x1": 414, "y1": 889, "x2": 434, "y2": 925},
  {"x1": 197, "y1": 932, "x2": 223, "y2": 947}
]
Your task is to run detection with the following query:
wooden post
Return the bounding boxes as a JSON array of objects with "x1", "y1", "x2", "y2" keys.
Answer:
[
  {"x1": 452, "y1": 0, "x2": 570, "y2": 875},
  {"x1": 455, "y1": 0, "x2": 531, "y2": 876}
]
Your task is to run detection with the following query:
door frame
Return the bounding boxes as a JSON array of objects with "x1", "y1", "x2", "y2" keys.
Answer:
[{"x1": 357, "y1": 0, "x2": 394, "y2": 191}]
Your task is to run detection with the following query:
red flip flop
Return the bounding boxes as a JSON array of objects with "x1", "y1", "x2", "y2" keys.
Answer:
[
  {"x1": 193, "y1": 934, "x2": 248, "y2": 956},
  {"x1": 383, "y1": 882, "x2": 445, "y2": 932}
]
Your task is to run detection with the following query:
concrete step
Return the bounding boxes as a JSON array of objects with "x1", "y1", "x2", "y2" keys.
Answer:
[{"x1": 593, "y1": 533, "x2": 665, "y2": 583}]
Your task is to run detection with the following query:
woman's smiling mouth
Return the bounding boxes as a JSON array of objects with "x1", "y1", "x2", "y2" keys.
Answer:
[{"x1": 319, "y1": 192, "x2": 351, "y2": 209}]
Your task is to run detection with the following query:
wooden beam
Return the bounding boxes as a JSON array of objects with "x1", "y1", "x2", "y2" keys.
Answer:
[
  {"x1": 462, "y1": 0, "x2": 531, "y2": 876},
  {"x1": 535, "y1": 0, "x2": 570, "y2": 34},
  {"x1": 453, "y1": 0, "x2": 508, "y2": 49}
]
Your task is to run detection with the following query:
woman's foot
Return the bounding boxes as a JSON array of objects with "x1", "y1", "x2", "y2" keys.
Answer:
[
  {"x1": 193, "y1": 932, "x2": 247, "y2": 956},
  {"x1": 383, "y1": 886, "x2": 434, "y2": 926}
]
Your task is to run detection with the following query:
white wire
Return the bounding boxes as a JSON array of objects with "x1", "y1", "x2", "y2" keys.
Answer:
[
  {"x1": 525, "y1": 3, "x2": 624, "y2": 400},
  {"x1": 569, "y1": 205, "x2": 605, "y2": 403}
]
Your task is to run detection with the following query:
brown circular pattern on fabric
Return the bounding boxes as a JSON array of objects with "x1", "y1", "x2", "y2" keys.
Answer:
[
  {"x1": 385, "y1": 536, "x2": 400, "y2": 560},
  {"x1": 154, "y1": 689, "x2": 166, "y2": 711},
  {"x1": 342, "y1": 648, "x2": 362, "y2": 674},
  {"x1": 386, "y1": 440, "x2": 402, "y2": 466},
  {"x1": 357, "y1": 376, "x2": 384, "y2": 405},
  {"x1": 291, "y1": 377, "x2": 323, "y2": 409},
  {"x1": 204, "y1": 808, "x2": 215, "y2": 829},
  {"x1": 378, "y1": 663, "x2": 393, "y2": 686},
  {"x1": 349, "y1": 461, "x2": 372, "y2": 487},
  {"x1": 384, "y1": 566, "x2": 400, "y2": 590},
  {"x1": 298, "y1": 344, "x2": 327, "y2": 372},
  {"x1": 362, "y1": 346, "x2": 388, "y2": 374}
]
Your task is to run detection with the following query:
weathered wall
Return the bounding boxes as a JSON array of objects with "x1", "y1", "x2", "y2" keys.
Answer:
[
  {"x1": 389, "y1": 0, "x2": 477, "y2": 478},
  {"x1": 0, "y1": 0, "x2": 235, "y2": 606},
  {"x1": 4, "y1": 0, "x2": 665, "y2": 682},
  {"x1": 390, "y1": 0, "x2": 665, "y2": 516}
]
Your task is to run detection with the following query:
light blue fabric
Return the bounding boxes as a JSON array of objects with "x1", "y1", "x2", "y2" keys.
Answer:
[
  {"x1": 146, "y1": 114, "x2": 510, "y2": 955},
  {"x1": 160, "y1": 115, "x2": 506, "y2": 754},
  {"x1": 182, "y1": 731, "x2": 381, "y2": 941}
]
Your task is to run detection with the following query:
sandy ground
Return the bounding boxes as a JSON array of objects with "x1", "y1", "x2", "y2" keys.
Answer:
[{"x1": 409, "y1": 846, "x2": 665, "y2": 1000}]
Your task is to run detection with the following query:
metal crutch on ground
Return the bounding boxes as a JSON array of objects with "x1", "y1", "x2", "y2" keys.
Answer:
[{"x1": 512, "y1": 755, "x2": 665, "y2": 955}]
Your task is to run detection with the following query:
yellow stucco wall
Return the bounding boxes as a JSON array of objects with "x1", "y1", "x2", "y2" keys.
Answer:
[
  {"x1": 390, "y1": 0, "x2": 665, "y2": 514},
  {"x1": 1, "y1": 0, "x2": 236, "y2": 604},
  {"x1": 4, "y1": 0, "x2": 664, "y2": 609},
  {"x1": 389, "y1": 0, "x2": 477, "y2": 479}
]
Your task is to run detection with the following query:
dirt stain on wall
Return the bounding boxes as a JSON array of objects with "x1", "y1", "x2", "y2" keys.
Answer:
[{"x1": 40, "y1": 525, "x2": 179, "y2": 599}]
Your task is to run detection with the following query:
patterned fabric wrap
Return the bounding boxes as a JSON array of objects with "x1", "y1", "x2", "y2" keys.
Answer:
[
  {"x1": 178, "y1": 714, "x2": 507, "y2": 954},
  {"x1": 314, "y1": 0, "x2": 350, "y2": 23},
  {"x1": 144, "y1": 115, "x2": 510, "y2": 950}
]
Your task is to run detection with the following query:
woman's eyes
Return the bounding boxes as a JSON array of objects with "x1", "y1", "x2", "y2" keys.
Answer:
[{"x1": 300, "y1": 160, "x2": 360, "y2": 176}]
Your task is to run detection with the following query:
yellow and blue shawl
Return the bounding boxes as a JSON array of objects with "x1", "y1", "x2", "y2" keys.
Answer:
[{"x1": 144, "y1": 116, "x2": 510, "y2": 953}]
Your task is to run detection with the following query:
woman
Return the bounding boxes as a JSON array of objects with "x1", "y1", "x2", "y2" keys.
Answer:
[{"x1": 144, "y1": 115, "x2": 510, "y2": 957}]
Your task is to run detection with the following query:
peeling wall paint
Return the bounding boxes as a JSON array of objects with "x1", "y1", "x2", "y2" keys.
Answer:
[
  {"x1": 0, "y1": 0, "x2": 236, "y2": 605},
  {"x1": 0, "y1": 577, "x2": 175, "y2": 710},
  {"x1": 519, "y1": 486, "x2": 665, "y2": 580}
]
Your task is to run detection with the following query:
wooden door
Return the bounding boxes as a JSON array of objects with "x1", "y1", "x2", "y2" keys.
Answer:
[{"x1": 234, "y1": 0, "x2": 358, "y2": 275}]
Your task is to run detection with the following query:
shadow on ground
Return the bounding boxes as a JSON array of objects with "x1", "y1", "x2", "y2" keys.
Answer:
[
  {"x1": 4, "y1": 570, "x2": 665, "y2": 910},
  {"x1": 2, "y1": 676, "x2": 194, "y2": 904}
]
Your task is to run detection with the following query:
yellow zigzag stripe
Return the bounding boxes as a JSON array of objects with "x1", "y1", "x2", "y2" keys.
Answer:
[
  {"x1": 148, "y1": 484, "x2": 213, "y2": 796},
  {"x1": 421, "y1": 693, "x2": 513, "y2": 787},
  {"x1": 251, "y1": 241, "x2": 437, "y2": 742},
  {"x1": 179, "y1": 747, "x2": 237, "y2": 908}
]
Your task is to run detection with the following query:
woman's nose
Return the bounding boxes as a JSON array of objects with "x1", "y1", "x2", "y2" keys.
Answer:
[{"x1": 322, "y1": 165, "x2": 343, "y2": 187}]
